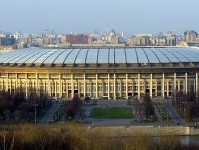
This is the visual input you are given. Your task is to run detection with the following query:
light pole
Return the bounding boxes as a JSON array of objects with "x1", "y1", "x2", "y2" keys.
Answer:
[
  {"x1": 33, "y1": 104, "x2": 38, "y2": 124},
  {"x1": 182, "y1": 102, "x2": 188, "y2": 122}
]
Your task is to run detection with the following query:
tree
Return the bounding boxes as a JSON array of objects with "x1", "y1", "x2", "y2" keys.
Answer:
[
  {"x1": 3, "y1": 109, "x2": 11, "y2": 123},
  {"x1": 185, "y1": 101, "x2": 194, "y2": 122},
  {"x1": 143, "y1": 94, "x2": 155, "y2": 120},
  {"x1": 65, "y1": 94, "x2": 83, "y2": 120},
  {"x1": 0, "y1": 88, "x2": 44, "y2": 123}
]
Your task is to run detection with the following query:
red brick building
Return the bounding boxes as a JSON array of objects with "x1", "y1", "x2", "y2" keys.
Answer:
[{"x1": 66, "y1": 34, "x2": 89, "y2": 44}]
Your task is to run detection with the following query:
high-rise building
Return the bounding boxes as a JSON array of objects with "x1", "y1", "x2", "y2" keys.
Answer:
[
  {"x1": 166, "y1": 35, "x2": 176, "y2": 46},
  {"x1": 155, "y1": 36, "x2": 166, "y2": 46},
  {"x1": 184, "y1": 30, "x2": 197, "y2": 42}
]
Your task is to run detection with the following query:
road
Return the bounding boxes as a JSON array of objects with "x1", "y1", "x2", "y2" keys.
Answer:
[
  {"x1": 38, "y1": 102, "x2": 62, "y2": 124},
  {"x1": 161, "y1": 102, "x2": 184, "y2": 125}
]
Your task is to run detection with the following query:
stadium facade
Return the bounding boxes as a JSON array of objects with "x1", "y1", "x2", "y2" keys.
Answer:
[{"x1": 0, "y1": 47, "x2": 199, "y2": 100}]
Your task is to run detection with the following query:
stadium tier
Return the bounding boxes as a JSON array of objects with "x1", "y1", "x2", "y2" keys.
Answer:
[{"x1": 0, "y1": 47, "x2": 199, "y2": 100}]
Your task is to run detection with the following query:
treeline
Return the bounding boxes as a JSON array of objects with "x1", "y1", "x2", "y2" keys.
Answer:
[
  {"x1": 173, "y1": 91, "x2": 199, "y2": 122},
  {"x1": 0, "y1": 89, "x2": 50, "y2": 123},
  {"x1": 0, "y1": 124, "x2": 198, "y2": 150}
]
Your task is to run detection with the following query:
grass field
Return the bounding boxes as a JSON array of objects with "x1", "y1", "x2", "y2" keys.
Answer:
[{"x1": 90, "y1": 107, "x2": 132, "y2": 119}]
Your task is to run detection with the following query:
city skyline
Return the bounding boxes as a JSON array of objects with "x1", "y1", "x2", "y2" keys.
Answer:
[{"x1": 1, "y1": 0, "x2": 199, "y2": 34}]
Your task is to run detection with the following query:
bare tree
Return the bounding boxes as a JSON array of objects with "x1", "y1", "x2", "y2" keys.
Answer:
[
  {"x1": 65, "y1": 94, "x2": 83, "y2": 120},
  {"x1": 143, "y1": 94, "x2": 155, "y2": 120}
]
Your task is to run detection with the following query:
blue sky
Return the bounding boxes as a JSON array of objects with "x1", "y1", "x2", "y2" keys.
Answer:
[{"x1": 0, "y1": 0, "x2": 198, "y2": 34}]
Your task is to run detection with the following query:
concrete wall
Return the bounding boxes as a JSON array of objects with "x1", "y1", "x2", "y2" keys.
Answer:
[{"x1": 90, "y1": 126, "x2": 199, "y2": 136}]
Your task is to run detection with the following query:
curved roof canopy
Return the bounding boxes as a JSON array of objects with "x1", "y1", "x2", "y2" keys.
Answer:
[{"x1": 0, "y1": 47, "x2": 199, "y2": 69}]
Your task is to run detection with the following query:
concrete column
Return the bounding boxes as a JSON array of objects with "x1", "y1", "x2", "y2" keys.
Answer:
[
  {"x1": 71, "y1": 74, "x2": 74, "y2": 98},
  {"x1": 120, "y1": 80, "x2": 122, "y2": 98},
  {"x1": 78, "y1": 81, "x2": 80, "y2": 97},
  {"x1": 66, "y1": 82, "x2": 68, "y2": 97},
  {"x1": 132, "y1": 79, "x2": 134, "y2": 96},
  {"x1": 36, "y1": 74, "x2": 38, "y2": 94},
  {"x1": 26, "y1": 73, "x2": 28, "y2": 99},
  {"x1": 95, "y1": 74, "x2": 98, "y2": 98},
  {"x1": 102, "y1": 80, "x2": 104, "y2": 97},
  {"x1": 167, "y1": 81, "x2": 169, "y2": 96},
  {"x1": 155, "y1": 79, "x2": 157, "y2": 96},
  {"x1": 150, "y1": 73, "x2": 153, "y2": 98},
  {"x1": 162, "y1": 73, "x2": 165, "y2": 98},
  {"x1": 48, "y1": 74, "x2": 51, "y2": 97},
  {"x1": 84, "y1": 74, "x2": 86, "y2": 97},
  {"x1": 90, "y1": 80, "x2": 92, "y2": 97},
  {"x1": 185, "y1": 73, "x2": 188, "y2": 94},
  {"x1": 174, "y1": 73, "x2": 176, "y2": 93},
  {"x1": 108, "y1": 74, "x2": 110, "y2": 99},
  {"x1": 126, "y1": 74, "x2": 128, "y2": 100},
  {"x1": 6, "y1": 74, "x2": 8, "y2": 91},
  {"x1": 183, "y1": 81, "x2": 185, "y2": 92},
  {"x1": 138, "y1": 74, "x2": 140, "y2": 99},
  {"x1": 59, "y1": 74, "x2": 61, "y2": 98},
  {"x1": 55, "y1": 82, "x2": 57, "y2": 98},
  {"x1": 196, "y1": 73, "x2": 198, "y2": 99},
  {"x1": 114, "y1": 74, "x2": 116, "y2": 99},
  {"x1": 15, "y1": 74, "x2": 18, "y2": 91}
]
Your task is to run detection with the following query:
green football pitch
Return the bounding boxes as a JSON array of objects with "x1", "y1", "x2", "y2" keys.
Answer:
[{"x1": 90, "y1": 107, "x2": 133, "y2": 119}]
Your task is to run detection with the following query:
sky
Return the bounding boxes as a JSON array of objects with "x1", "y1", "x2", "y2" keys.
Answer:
[{"x1": 0, "y1": 0, "x2": 199, "y2": 35}]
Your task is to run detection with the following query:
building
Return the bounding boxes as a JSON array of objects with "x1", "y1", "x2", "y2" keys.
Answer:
[
  {"x1": 155, "y1": 36, "x2": 166, "y2": 46},
  {"x1": 0, "y1": 36, "x2": 16, "y2": 46},
  {"x1": 165, "y1": 35, "x2": 176, "y2": 46},
  {"x1": 126, "y1": 37, "x2": 141, "y2": 46},
  {"x1": 0, "y1": 48, "x2": 199, "y2": 100},
  {"x1": 126, "y1": 36, "x2": 150, "y2": 46},
  {"x1": 184, "y1": 30, "x2": 198, "y2": 42},
  {"x1": 111, "y1": 37, "x2": 119, "y2": 44},
  {"x1": 66, "y1": 34, "x2": 89, "y2": 44}
]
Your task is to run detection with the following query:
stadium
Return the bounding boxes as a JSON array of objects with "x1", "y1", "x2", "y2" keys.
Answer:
[{"x1": 0, "y1": 47, "x2": 199, "y2": 100}]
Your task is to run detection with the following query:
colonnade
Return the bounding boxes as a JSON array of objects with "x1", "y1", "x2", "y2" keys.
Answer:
[{"x1": 0, "y1": 72, "x2": 198, "y2": 100}]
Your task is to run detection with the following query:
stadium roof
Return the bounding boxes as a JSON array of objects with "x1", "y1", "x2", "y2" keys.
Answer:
[{"x1": 0, "y1": 47, "x2": 199, "y2": 69}]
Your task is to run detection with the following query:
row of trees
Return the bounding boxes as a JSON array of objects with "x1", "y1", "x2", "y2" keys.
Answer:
[
  {"x1": 0, "y1": 88, "x2": 50, "y2": 123},
  {"x1": 173, "y1": 91, "x2": 199, "y2": 122}
]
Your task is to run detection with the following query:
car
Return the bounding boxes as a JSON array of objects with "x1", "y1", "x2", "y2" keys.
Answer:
[{"x1": 176, "y1": 123, "x2": 180, "y2": 125}]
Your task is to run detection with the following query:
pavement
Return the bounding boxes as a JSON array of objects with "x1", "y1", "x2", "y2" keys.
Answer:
[
  {"x1": 83, "y1": 98, "x2": 187, "y2": 127},
  {"x1": 38, "y1": 98, "x2": 188, "y2": 127}
]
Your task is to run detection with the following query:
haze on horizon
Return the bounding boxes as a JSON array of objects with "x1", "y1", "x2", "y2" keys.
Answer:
[{"x1": 0, "y1": 0, "x2": 198, "y2": 34}]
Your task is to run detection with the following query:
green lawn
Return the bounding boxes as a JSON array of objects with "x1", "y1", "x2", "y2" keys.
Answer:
[{"x1": 90, "y1": 107, "x2": 132, "y2": 119}]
